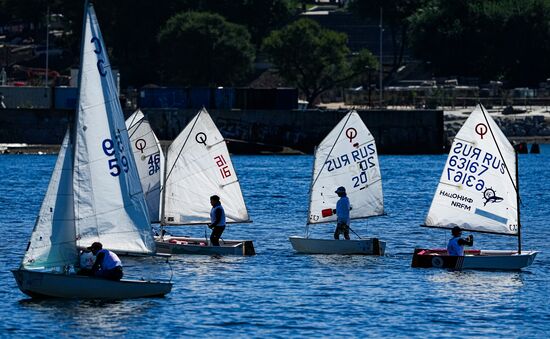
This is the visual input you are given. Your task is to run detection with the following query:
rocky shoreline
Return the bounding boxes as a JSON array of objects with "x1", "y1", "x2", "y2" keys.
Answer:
[{"x1": 444, "y1": 107, "x2": 550, "y2": 146}]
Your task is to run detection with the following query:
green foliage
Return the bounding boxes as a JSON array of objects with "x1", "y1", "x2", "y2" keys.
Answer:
[
  {"x1": 262, "y1": 19, "x2": 378, "y2": 106},
  {"x1": 0, "y1": 0, "x2": 293, "y2": 86},
  {"x1": 158, "y1": 12, "x2": 255, "y2": 86},
  {"x1": 189, "y1": 0, "x2": 295, "y2": 45},
  {"x1": 409, "y1": 0, "x2": 550, "y2": 86},
  {"x1": 348, "y1": 0, "x2": 427, "y2": 73}
]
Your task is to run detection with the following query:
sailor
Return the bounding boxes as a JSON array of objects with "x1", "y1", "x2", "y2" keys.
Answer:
[
  {"x1": 447, "y1": 226, "x2": 474, "y2": 256},
  {"x1": 208, "y1": 195, "x2": 226, "y2": 246},
  {"x1": 333, "y1": 186, "x2": 351, "y2": 240},
  {"x1": 88, "y1": 242, "x2": 124, "y2": 280}
]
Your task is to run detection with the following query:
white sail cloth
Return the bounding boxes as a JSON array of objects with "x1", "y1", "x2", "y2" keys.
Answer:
[
  {"x1": 22, "y1": 130, "x2": 78, "y2": 269},
  {"x1": 308, "y1": 111, "x2": 384, "y2": 224},
  {"x1": 73, "y1": 4, "x2": 155, "y2": 253},
  {"x1": 163, "y1": 108, "x2": 250, "y2": 225},
  {"x1": 126, "y1": 110, "x2": 164, "y2": 222},
  {"x1": 425, "y1": 104, "x2": 518, "y2": 235}
]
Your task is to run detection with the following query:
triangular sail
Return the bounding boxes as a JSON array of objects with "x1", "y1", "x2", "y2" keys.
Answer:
[
  {"x1": 308, "y1": 111, "x2": 383, "y2": 224},
  {"x1": 73, "y1": 4, "x2": 155, "y2": 254},
  {"x1": 425, "y1": 104, "x2": 518, "y2": 235},
  {"x1": 126, "y1": 110, "x2": 164, "y2": 223},
  {"x1": 22, "y1": 129, "x2": 77, "y2": 269},
  {"x1": 162, "y1": 108, "x2": 250, "y2": 225}
]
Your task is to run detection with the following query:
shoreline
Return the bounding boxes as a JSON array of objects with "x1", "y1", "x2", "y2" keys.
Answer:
[{"x1": 1, "y1": 138, "x2": 547, "y2": 155}]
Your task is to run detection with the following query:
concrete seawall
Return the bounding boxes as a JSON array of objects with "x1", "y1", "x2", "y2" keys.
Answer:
[{"x1": 0, "y1": 108, "x2": 444, "y2": 154}]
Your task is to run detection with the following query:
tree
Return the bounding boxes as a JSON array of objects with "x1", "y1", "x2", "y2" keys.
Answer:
[
  {"x1": 191, "y1": 0, "x2": 295, "y2": 45},
  {"x1": 158, "y1": 12, "x2": 255, "y2": 86},
  {"x1": 262, "y1": 18, "x2": 378, "y2": 107},
  {"x1": 348, "y1": 0, "x2": 426, "y2": 79},
  {"x1": 408, "y1": 0, "x2": 550, "y2": 86}
]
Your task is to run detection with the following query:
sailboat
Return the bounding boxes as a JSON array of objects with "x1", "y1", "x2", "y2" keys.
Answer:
[
  {"x1": 12, "y1": 2, "x2": 172, "y2": 298},
  {"x1": 412, "y1": 104, "x2": 538, "y2": 270},
  {"x1": 126, "y1": 109, "x2": 164, "y2": 222},
  {"x1": 289, "y1": 111, "x2": 386, "y2": 255},
  {"x1": 155, "y1": 108, "x2": 255, "y2": 256}
]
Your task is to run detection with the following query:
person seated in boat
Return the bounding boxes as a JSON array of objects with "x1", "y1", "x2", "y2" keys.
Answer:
[
  {"x1": 79, "y1": 250, "x2": 95, "y2": 270},
  {"x1": 447, "y1": 226, "x2": 474, "y2": 256},
  {"x1": 87, "y1": 242, "x2": 124, "y2": 280},
  {"x1": 333, "y1": 186, "x2": 351, "y2": 240},
  {"x1": 208, "y1": 195, "x2": 226, "y2": 246}
]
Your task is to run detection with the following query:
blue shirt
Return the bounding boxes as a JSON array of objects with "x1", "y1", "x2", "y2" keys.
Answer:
[
  {"x1": 210, "y1": 203, "x2": 226, "y2": 227},
  {"x1": 447, "y1": 237, "x2": 464, "y2": 256},
  {"x1": 336, "y1": 196, "x2": 350, "y2": 224}
]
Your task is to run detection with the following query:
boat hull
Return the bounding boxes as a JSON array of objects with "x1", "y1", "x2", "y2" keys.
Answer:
[
  {"x1": 155, "y1": 236, "x2": 256, "y2": 256},
  {"x1": 411, "y1": 248, "x2": 538, "y2": 270},
  {"x1": 289, "y1": 236, "x2": 386, "y2": 255},
  {"x1": 12, "y1": 269, "x2": 172, "y2": 299}
]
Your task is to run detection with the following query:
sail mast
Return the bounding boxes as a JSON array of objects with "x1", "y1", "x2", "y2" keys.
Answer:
[
  {"x1": 160, "y1": 143, "x2": 169, "y2": 226},
  {"x1": 515, "y1": 150, "x2": 521, "y2": 254},
  {"x1": 305, "y1": 146, "x2": 318, "y2": 236},
  {"x1": 480, "y1": 104, "x2": 521, "y2": 249}
]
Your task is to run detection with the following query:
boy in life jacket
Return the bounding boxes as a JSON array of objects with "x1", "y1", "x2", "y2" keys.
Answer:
[
  {"x1": 87, "y1": 242, "x2": 124, "y2": 280},
  {"x1": 333, "y1": 186, "x2": 351, "y2": 240},
  {"x1": 447, "y1": 226, "x2": 474, "y2": 256},
  {"x1": 208, "y1": 195, "x2": 226, "y2": 246}
]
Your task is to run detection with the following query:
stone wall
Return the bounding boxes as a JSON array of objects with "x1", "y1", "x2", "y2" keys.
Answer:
[{"x1": 0, "y1": 108, "x2": 444, "y2": 154}]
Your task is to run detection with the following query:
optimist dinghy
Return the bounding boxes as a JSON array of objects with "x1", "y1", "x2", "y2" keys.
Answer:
[
  {"x1": 155, "y1": 108, "x2": 255, "y2": 256},
  {"x1": 12, "y1": 2, "x2": 172, "y2": 299},
  {"x1": 411, "y1": 104, "x2": 537, "y2": 270},
  {"x1": 289, "y1": 111, "x2": 386, "y2": 255}
]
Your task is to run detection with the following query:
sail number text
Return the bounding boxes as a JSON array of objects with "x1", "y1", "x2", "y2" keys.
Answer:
[
  {"x1": 214, "y1": 155, "x2": 231, "y2": 179},
  {"x1": 148, "y1": 154, "x2": 161, "y2": 175},
  {"x1": 446, "y1": 155, "x2": 486, "y2": 191},
  {"x1": 102, "y1": 137, "x2": 128, "y2": 177},
  {"x1": 324, "y1": 143, "x2": 377, "y2": 188},
  {"x1": 445, "y1": 142, "x2": 507, "y2": 191}
]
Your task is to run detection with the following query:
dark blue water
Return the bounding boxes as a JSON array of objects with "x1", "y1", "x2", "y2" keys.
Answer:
[{"x1": 1, "y1": 147, "x2": 549, "y2": 337}]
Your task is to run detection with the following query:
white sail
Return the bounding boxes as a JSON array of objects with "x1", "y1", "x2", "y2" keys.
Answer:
[
  {"x1": 126, "y1": 110, "x2": 164, "y2": 222},
  {"x1": 73, "y1": 4, "x2": 155, "y2": 254},
  {"x1": 163, "y1": 108, "x2": 250, "y2": 225},
  {"x1": 425, "y1": 104, "x2": 518, "y2": 235},
  {"x1": 22, "y1": 129, "x2": 78, "y2": 269},
  {"x1": 308, "y1": 111, "x2": 383, "y2": 224}
]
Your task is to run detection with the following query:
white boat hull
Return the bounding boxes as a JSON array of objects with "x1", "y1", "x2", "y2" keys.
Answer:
[
  {"x1": 411, "y1": 249, "x2": 538, "y2": 270},
  {"x1": 12, "y1": 269, "x2": 172, "y2": 299},
  {"x1": 289, "y1": 236, "x2": 386, "y2": 255},
  {"x1": 155, "y1": 236, "x2": 256, "y2": 256}
]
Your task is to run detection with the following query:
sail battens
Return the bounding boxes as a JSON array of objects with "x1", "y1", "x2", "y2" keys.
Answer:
[
  {"x1": 424, "y1": 104, "x2": 518, "y2": 236},
  {"x1": 308, "y1": 111, "x2": 384, "y2": 225}
]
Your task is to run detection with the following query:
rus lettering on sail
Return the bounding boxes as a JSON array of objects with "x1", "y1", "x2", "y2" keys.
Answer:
[{"x1": 326, "y1": 143, "x2": 377, "y2": 173}]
